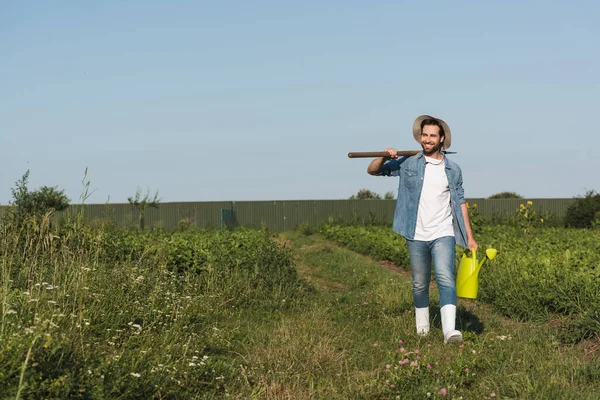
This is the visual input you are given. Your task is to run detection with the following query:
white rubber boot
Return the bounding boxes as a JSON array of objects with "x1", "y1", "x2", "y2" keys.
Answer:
[
  {"x1": 441, "y1": 304, "x2": 462, "y2": 344},
  {"x1": 415, "y1": 307, "x2": 430, "y2": 336}
]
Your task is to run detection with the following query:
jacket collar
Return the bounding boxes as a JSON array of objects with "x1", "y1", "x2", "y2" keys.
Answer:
[{"x1": 418, "y1": 151, "x2": 453, "y2": 169}]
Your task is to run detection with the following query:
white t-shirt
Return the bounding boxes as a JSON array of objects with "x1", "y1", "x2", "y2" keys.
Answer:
[{"x1": 413, "y1": 156, "x2": 454, "y2": 241}]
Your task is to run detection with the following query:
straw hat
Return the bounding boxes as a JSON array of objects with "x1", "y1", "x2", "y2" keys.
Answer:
[{"x1": 413, "y1": 115, "x2": 452, "y2": 150}]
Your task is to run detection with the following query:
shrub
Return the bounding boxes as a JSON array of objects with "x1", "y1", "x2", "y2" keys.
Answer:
[
  {"x1": 564, "y1": 190, "x2": 600, "y2": 228},
  {"x1": 487, "y1": 191, "x2": 524, "y2": 199},
  {"x1": 349, "y1": 189, "x2": 382, "y2": 200},
  {"x1": 466, "y1": 202, "x2": 485, "y2": 234},
  {"x1": 6, "y1": 171, "x2": 70, "y2": 227},
  {"x1": 516, "y1": 201, "x2": 544, "y2": 231},
  {"x1": 296, "y1": 221, "x2": 314, "y2": 236}
]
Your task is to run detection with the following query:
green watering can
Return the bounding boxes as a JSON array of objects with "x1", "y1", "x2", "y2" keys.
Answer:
[{"x1": 456, "y1": 248, "x2": 498, "y2": 299}]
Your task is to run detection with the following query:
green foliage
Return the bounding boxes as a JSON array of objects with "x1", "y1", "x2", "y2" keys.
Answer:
[
  {"x1": 0, "y1": 213, "x2": 310, "y2": 397},
  {"x1": 2, "y1": 211, "x2": 600, "y2": 398},
  {"x1": 515, "y1": 200, "x2": 545, "y2": 231},
  {"x1": 487, "y1": 191, "x2": 524, "y2": 199},
  {"x1": 31, "y1": 186, "x2": 70, "y2": 211},
  {"x1": 466, "y1": 202, "x2": 484, "y2": 235},
  {"x1": 349, "y1": 189, "x2": 382, "y2": 199},
  {"x1": 128, "y1": 188, "x2": 160, "y2": 230},
  {"x1": 475, "y1": 225, "x2": 600, "y2": 344},
  {"x1": 384, "y1": 190, "x2": 395, "y2": 200},
  {"x1": 319, "y1": 222, "x2": 410, "y2": 268},
  {"x1": 564, "y1": 190, "x2": 600, "y2": 228},
  {"x1": 322, "y1": 222, "x2": 600, "y2": 344},
  {"x1": 6, "y1": 171, "x2": 70, "y2": 227},
  {"x1": 296, "y1": 221, "x2": 314, "y2": 236}
]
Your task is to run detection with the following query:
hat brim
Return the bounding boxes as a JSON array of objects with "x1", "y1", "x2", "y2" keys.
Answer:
[{"x1": 413, "y1": 115, "x2": 452, "y2": 150}]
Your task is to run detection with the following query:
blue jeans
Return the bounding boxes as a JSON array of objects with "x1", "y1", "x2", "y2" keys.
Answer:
[{"x1": 406, "y1": 236, "x2": 456, "y2": 308}]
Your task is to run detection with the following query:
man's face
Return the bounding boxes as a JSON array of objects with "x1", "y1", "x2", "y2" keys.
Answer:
[{"x1": 420, "y1": 124, "x2": 444, "y2": 156}]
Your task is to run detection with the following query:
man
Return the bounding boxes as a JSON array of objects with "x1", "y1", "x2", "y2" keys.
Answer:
[{"x1": 367, "y1": 115, "x2": 478, "y2": 344}]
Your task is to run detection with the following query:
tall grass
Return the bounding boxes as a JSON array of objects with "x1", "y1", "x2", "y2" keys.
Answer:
[
  {"x1": 3, "y1": 205, "x2": 600, "y2": 398},
  {"x1": 0, "y1": 207, "x2": 309, "y2": 398}
]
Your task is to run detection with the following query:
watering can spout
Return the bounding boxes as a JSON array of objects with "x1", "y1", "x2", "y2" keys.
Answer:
[{"x1": 476, "y1": 247, "x2": 499, "y2": 272}]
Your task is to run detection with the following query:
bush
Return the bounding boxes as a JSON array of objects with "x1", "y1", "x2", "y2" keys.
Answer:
[
  {"x1": 296, "y1": 221, "x2": 314, "y2": 236},
  {"x1": 564, "y1": 190, "x2": 600, "y2": 228},
  {"x1": 466, "y1": 202, "x2": 485, "y2": 234},
  {"x1": 349, "y1": 189, "x2": 382, "y2": 199},
  {"x1": 487, "y1": 191, "x2": 524, "y2": 199},
  {"x1": 6, "y1": 171, "x2": 70, "y2": 227}
]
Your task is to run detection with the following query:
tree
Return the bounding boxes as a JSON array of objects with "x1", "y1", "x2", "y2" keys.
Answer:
[
  {"x1": 128, "y1": 188, "x2": 160, "y2": 230},
  {"x1": 31, "y1": 186, "x2": 70, "y2": 212},
  {"x1": 8, "y1": 170, "x2": 70, "y2": 226},
  {"x1": 487, "y1": 191, "x2": 524, "y2": 199},
  {"x1": 349, "y1": 189, "x2": 382, "y2": 200},
  {"x1": 384, "y1": 191, "x2": 395, "y2": 200}
]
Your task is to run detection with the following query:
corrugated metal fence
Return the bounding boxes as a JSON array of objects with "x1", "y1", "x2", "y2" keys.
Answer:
[{"x1": 0, "y1": 198, "x2": 573, "y2": 231}]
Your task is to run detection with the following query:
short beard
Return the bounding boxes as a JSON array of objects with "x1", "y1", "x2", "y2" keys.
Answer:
[{"x1": 422, "y1": 142, "x2": 443, "y2": 156}]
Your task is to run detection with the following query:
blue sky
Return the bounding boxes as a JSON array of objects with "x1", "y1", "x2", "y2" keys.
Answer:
[{"x1": 2, "y1": 1, "x2": 598, "y2": 204}]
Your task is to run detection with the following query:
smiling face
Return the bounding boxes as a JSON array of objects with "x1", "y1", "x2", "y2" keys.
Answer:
[{"x1": 420, "y1": 124, "x2": 445, "y2": 157}]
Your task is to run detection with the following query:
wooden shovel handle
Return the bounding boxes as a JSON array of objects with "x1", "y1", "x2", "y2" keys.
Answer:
[{"x1": 347, "y1": 150, "x2": 420, "y2": 158}]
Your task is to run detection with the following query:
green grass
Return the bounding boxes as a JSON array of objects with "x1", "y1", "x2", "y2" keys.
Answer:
[
  {"x1": 252, "y1": 231, "x2": 600, "y2": 399},
  {"x1": 1, "y1": 215, "x2": 599, "y2": 399}
]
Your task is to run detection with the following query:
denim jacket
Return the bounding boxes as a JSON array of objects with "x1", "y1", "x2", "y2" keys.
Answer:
[{"x1": 380, "y1": 152, "x2": 469, "y2": 248}]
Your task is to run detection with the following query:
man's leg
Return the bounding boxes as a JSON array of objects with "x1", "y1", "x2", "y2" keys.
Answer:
[
  {"x1": 431, "y1": 236, "x2": 462, "y2": 343},
  {"x1": 406, "y1": 239, "x2": 432, "y2": 336}
]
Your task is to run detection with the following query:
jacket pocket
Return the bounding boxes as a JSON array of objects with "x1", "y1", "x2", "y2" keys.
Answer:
[{"x1": 403, "y1": 169, "x2": 418, "y2": 189}]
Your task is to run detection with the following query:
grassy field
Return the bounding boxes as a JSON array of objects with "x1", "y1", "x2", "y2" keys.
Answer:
[
  {"x1": 1, "y1": 215, "x2": 599, "y2": 399},
  {"x1": 272, "y1": 232, "x2": 600, "y2": 399}
]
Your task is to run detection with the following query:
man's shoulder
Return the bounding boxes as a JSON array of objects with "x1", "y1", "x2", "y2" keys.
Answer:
[
  {"x1": 405, "y1": 153, "x2": 422, "y2": 165},
  {"x1": 444, "y1": 156, "x2": 462, "y2": 170}
]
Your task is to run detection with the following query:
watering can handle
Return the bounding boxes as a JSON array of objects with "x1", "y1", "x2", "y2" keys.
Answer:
[{"x1": 466, "y1": 248, "x2": 477, "y2": 259}]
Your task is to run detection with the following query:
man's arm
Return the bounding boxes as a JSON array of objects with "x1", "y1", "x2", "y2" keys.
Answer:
[
  {"x1": 367, "y1": 156, "x2": 390, "y2": 175},
  {"x1": 367, "y1": 148, "x2": 397, "y2": 175},
  {"x1": 460, "y1": 203, "x2": 478, "y2": 251}
]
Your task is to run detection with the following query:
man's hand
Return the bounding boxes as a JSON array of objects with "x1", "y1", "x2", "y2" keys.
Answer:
[
  {"x1": 468, "y1": 237, "x2": 478, "y2": 252},
  {"x1": 368, "y1": 147, "x2": 398, "y2": 175},
  {"x1": 384, "y1": 147, "x2": 399, "y2": 159}
]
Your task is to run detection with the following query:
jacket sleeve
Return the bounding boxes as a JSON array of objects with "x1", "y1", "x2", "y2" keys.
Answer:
[
  {"x1": 381, "y1": 157, "x2": 408, "y2": 177},
  {"x1": 454, "y1": 165, "x2": 466, "y2": 204}
]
